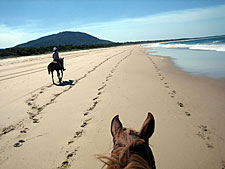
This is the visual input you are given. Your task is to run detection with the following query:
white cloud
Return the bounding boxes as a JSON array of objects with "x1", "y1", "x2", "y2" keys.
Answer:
[
  {"x1": 138, "y1": 4, "x2": 225, "y2": 24},
  {"x1": 0, "y1": 24, "x2": 41, "y2": 48},
  {"x1": 77, "y1": 4, "x2": 225, "y2": 41},
  {"x1": 0, "y1": 23, "x2": 60, "y2": 48}
]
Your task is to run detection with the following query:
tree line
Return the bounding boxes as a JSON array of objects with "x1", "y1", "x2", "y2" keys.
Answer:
[{"x1": 0, "y1": 43, "x2": 126, "y2": 59}]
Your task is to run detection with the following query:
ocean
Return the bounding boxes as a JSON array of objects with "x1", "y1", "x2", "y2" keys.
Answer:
[{"x1": 143, "y1": 36, "x2": 225, "y2": 78}]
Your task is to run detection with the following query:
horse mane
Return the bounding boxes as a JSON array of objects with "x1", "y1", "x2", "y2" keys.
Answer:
[{"x1": 97, "y1": 132, "x2": 151, "y2": 169}]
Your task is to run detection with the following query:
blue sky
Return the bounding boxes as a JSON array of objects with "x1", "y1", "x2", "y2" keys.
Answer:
[{"x1": 0, "y1": 0, "x2": 225, "y2": 48}]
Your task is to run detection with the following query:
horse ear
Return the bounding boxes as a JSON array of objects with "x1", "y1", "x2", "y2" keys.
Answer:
[
  {"x1": 139, "y1": 112, "x2": 155, "y2": 143},
  {"x1": 111, "y1": 115, "x2": 123, "y2": 137}
]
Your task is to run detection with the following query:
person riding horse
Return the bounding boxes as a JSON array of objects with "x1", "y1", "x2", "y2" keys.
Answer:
[{"x1": 52, "y1": 47, "x2": 66, "y2": 71}]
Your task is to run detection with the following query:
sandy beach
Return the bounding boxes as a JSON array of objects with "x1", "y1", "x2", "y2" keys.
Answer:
[{"x1": 0, "y1": 45, "x2": 224, "y2": 169}]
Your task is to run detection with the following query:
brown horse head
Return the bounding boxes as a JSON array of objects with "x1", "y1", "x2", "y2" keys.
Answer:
[{"x1": 98, "y1": 112, "x2": 156, "y2": 169}]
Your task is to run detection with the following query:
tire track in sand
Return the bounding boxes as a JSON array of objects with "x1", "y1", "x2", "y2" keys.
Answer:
[
  {"x1": 0, "y1": 48, "x2": 111, "y2": 81},
  {"x1": 0, "y1": 49, "x2": 128, "y2": 152}
]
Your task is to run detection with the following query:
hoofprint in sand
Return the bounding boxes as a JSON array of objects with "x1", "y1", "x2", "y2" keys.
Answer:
[{"x1": 0, "y1": 45, "x2": 224, "y2": 169}]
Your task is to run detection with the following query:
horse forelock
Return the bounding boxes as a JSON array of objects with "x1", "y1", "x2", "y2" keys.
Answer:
[{"x1": 98, "y1": 128, "x2": 152, "y2": 169}]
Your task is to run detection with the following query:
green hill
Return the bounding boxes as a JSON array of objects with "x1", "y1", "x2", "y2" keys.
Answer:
[{"x1": 15, "y1": 31, "x2": 112, "y2": 48}]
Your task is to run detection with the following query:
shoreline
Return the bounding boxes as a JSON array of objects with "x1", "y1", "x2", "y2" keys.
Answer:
[
  {"x1": 148, "y1": 50, "x2": 225, "y2": 88},
  {"x1": 143, "y1": 45, "x2": 225, "y2": 79}
]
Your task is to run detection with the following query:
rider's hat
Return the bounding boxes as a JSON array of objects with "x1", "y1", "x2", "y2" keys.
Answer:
[{"x1": 53, "y1": 47, "x2": 57, "y2": 51}]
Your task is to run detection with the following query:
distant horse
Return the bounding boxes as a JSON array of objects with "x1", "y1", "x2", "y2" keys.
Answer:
[
  {"x1": 97, "y1": 112, "x2": 156, "y2": 169},
  {"x1": 47, "y1": 58, "x2": 64, "y2": 84}
]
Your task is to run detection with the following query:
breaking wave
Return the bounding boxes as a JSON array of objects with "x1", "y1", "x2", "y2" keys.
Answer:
[{"x1": 144, "y1": 43, "x2": 225, "y2": 52}]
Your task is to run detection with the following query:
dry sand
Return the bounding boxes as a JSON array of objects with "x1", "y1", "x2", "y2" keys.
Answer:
[{"x1": 0, "y1": 45, "x2": 224, "y2": 169}]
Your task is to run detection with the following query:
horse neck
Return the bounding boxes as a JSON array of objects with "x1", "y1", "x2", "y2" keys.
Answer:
[{"x1": 107, "y1": 146, "x2": 151, "y2": 169}]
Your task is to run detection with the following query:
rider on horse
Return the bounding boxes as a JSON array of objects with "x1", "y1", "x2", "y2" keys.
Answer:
[{"x1": 52, "y1": 47, "x2": 66, "y2": 71}]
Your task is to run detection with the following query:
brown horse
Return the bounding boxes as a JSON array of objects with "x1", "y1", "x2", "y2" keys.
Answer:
[
  {"x1": 97, "y1": 112, "x2": 156, "y2": 169},
  {"x1": 47, "y1": 58, "x2": 64, "y2": 84}
]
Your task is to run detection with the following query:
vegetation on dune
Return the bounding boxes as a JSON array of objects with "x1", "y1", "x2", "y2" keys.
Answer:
[
  {"x1": 0, "y1": 43, "x2": 118, "y2": 59},
  {"x1": 0, "y1": 41, "x2": 149, "y2": 59}
]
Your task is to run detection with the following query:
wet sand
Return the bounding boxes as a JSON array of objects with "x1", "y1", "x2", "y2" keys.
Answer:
[{"x1": 0, "y1": 45, "x2": 224, "y2": 169}]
